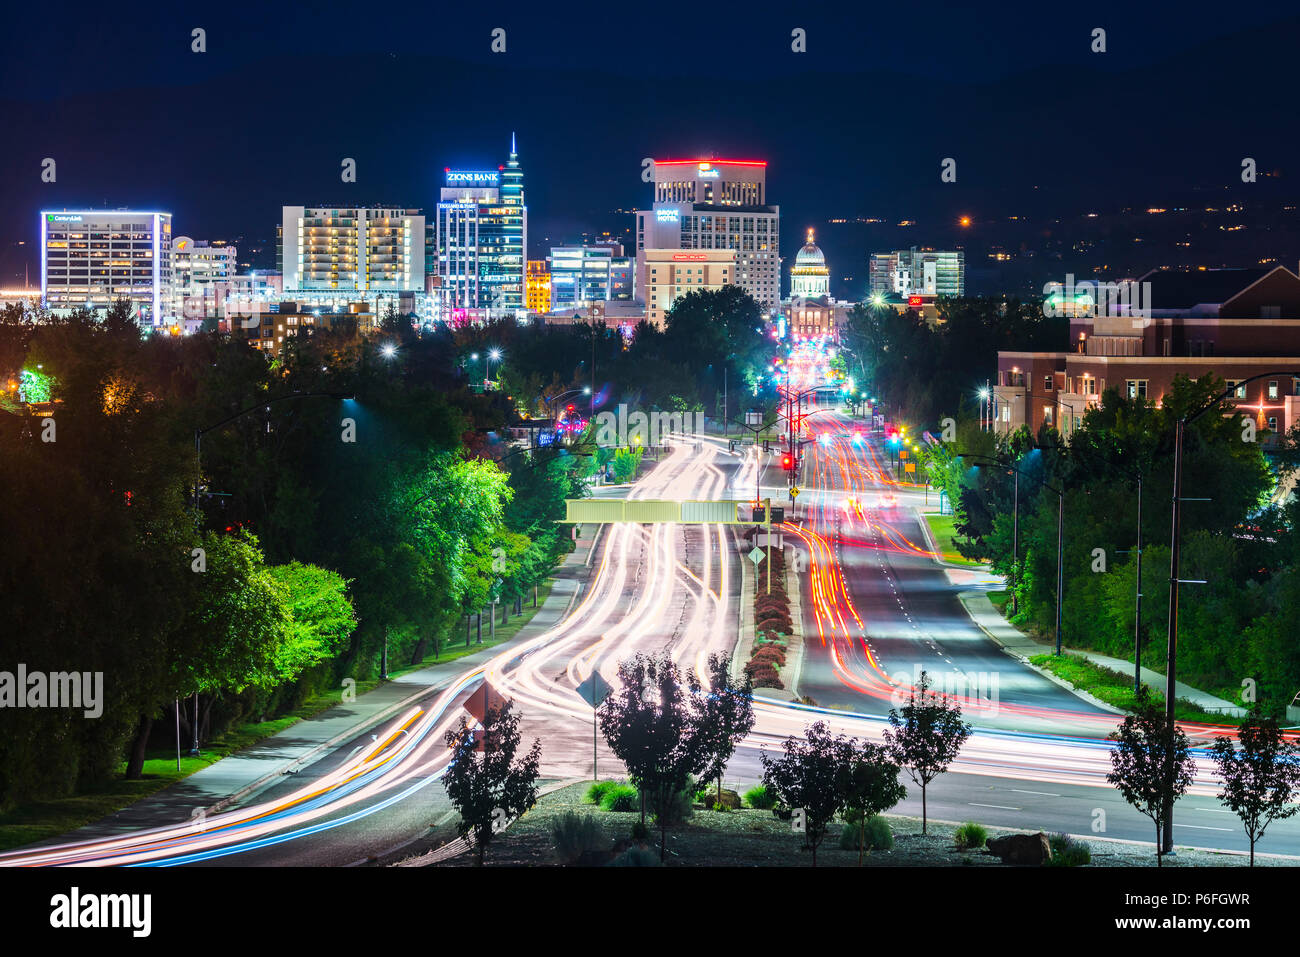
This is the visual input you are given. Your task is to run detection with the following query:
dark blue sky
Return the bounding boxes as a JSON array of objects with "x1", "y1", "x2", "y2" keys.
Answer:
[{"x1": 3, "y1": 0, "x2": 1299, "y2": 292}]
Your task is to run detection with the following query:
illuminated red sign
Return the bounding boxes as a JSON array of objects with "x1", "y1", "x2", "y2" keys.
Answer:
[
  {"x1": 671, "y1": 253, "x2": 709, "y2": 261},
  {"x1": 907, "y1": 296, "x2": 924, "y2": 307}
]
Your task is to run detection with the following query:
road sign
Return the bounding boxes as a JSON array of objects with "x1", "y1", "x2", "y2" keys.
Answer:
[
  {"x1": 576, "y1": 671, "x2": 612, "y2": 709},
  {"x1": 905, "y1": 462, "x2": 916, "y2": 472},
  {"x1": 463, "y1": 680, "x2": 510, "y2": 725},
  {"x1": 747, "y1": 546, "x2": 765, "y2": 565},
  {"x1": 789, "y1": 486, "x2": 801, "y2": 500}
]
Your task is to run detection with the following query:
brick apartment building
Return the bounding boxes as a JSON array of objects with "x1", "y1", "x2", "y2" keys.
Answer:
[{"x1": 995, "y1": 265, "x2": 1300, "y2": 440}]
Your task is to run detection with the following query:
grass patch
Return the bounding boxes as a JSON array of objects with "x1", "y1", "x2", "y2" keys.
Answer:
[
  {"x1": 923, "y1": 513, "x2": 987, "y2": 567},
  {"x1": 1029, "y1": 653, "x2": 1243, "y2": 725},
  {"x1": 0, "y1": 580, "x2": 555, "y2": 852}
]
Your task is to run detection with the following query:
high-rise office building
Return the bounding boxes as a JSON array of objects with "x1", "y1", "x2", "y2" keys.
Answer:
[
  {"x1": 634, "y1": 159, "x2": 779, "y2": 310},
  {"x1": 40, "y1": 210, "x2": 173, "y2": 322},
  {"x1": 549, "y1": 244, "x2": 635, "y2": 308},
  {"x1": 280, "y1": 207, "x2": 425, "y2": 294},
  {"x1": 869, "y1": 247, "x2": 965, "y2": 299},
  {"x1": 435, "y1": 136, "x2": 527, "y2": 315},
  {"x1": 171, "y1": 237, "x2": 237, "y2": 318}
]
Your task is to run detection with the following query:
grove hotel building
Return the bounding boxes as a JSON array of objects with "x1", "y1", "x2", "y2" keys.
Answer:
[
  {"x1": 40, "y1": 210, "x2": 172, "y2": 322},
  {"x1": 635, "y1": 159, "x2": 779, "y2": 310}
]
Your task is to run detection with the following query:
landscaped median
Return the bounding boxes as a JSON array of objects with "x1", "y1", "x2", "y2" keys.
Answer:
[
  {"x1": 747, "y1": 548, "x2": 792, "y2": 690},
  {"x1": 420, "y1": 780, "x2": 1289, "y2": 867}
]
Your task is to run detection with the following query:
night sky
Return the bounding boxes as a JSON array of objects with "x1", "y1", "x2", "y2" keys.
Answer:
[{"x1": 3, "y1": 0, "x2": 1299, "y2": 295}]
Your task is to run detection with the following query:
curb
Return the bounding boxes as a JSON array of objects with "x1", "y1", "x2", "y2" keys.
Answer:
[{"x1": 956, "y1": 591, "x2": 1125, "y2": 716}]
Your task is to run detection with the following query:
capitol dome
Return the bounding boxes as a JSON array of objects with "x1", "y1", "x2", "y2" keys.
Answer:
[
  {"x1": 794, "y1": 234, "x2": 826, "y2": 267},
  {"x1": 790, "y1": 228, "x2": 830, "y2": 300}
]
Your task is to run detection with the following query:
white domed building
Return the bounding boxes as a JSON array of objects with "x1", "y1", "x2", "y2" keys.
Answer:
[
  {"x1": 782, "y1": 228, "x2": 847, "y2": 341},
  {"x1": 790, "y1": 229, "x2": 831, "y2": 301}
]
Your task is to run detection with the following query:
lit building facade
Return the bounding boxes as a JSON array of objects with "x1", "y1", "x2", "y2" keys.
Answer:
[
  {"x1": 642, "y1": 248, "x2": 736, "y2": 327},
  {"x1": 40, "y1": 210, "x2": 173, "y2": 322},
  {"x1": 549, "y1": 245, "x2": 634, "y2": 308},
  {"x1": 435, "y1": 136, "x2": 527, "y2": 316},
  {"x1": 525, "y1": 260, "x2": 551, "y2": 313},
  {"x1": 171, "y1": 237, "x2": 237, "y2": 318},
  {"x1": 635, "y1": 159, "x2": 779, "y2": 310},
  {"x1": 995, "y1": 265, "x2": 1300, "y2": 439},
  {"x1": 869, "y1": 247, "x2": 965, "y2": 300},
  {"x1": 280, "y1": 206, "x2": 425, "y2": 294}
]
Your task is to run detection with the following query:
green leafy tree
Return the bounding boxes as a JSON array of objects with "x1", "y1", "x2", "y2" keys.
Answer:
[
  {"x1": 1209, "y1": 710, "x2": 1300, "y2": 866},
  {"x1": 696, "y1": 653, "x2": 755, "y2": 806},
  {"x1": 883, "y1": 671, "x2": 972, "y2": 834},
  {"x1": 760, "y1": 721, "x2": 856, "y2": 865},
  {"x1": 839, "y1": 741, "x2": 907, "y2": 865},
  {"x1": 444, "y1": 701, "x2": 542, "y2": 865},
  {"x1": 1106, "y1": 688, "x2": 1195, "y2": 866},
  {"x1": 265, "y1": 561, "x2": 356, "y2": 682},
  {"x1": 597, "y1": 653, "x2": 710, "y2": 861}
]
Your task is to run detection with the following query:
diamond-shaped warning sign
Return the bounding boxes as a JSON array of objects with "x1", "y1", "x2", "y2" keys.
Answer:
[{"x1": 747, "y1": 546, "x2": 765, "y2": 565}]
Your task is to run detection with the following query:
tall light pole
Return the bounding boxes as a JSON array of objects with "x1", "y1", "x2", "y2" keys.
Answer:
[
  {"x1": 963, "y1": 454, "x2": 1064, "y2": 653},
  {"x1": 192, "y1": 390, "x2": 353, "y2": 754},
  {"x1": 1161, "y1": 369, "x2": 1299, "y2": 854}
]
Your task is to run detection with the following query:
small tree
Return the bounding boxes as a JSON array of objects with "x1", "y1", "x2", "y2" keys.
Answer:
[
  {"x1": 1106, "y1": 688, "x2": 1194, "y2": 867},
  {"x1": 840, "y1": 741, "x2": 907, "y2": 865},
  {"x1": 697, "y1": 653, "x2": 756, "y2": 806},
  {"x1": 597, "y1": 653, "x2": 710, "y2": 861},
  {"x1": 444, "y1": 701, "x2": 542, "y2": 865},
  {"x1": 761, "y1": 721, "x2": 856, "y2": 865},
  {"x1": 883, "y1": 671, "x2": 971, "y2": 834},
  {"x1": 1209, "y1": 709, "x2": 1300, "y2": 866}
]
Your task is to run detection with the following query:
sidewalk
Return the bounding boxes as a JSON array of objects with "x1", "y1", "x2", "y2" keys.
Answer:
[
  {"x1": 59, "y1": 525, "x2": 607, "y2": 841},
  {"x1": 957, "y1": 590, "x2": 1244, "y2": 716}
]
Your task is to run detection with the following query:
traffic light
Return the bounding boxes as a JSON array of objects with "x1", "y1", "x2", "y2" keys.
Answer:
[{"x1": 781, "y1": 453, "x2": 795, "y2": 471}]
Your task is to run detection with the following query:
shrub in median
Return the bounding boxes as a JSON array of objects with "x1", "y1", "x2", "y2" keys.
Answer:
[
  {"x1": 954, "y1": 821, "x2": 987, "y2": 850},
  {"x1": 1046, "y1": 833, "x2": 1091, "y2": 866},
  {"x1": 599, "y1": 783, "x2": 639, "y2": 812},
  {"x1": 748, "y1": 664, "x2": 784, "y2": 689},
  {"x1": 744, "y1": 785, "x2": 777, "y2": 809},
  {"x1": 585, "y1": 780, "x2": 621, "y2": 805},
  {"x1": 551, "y1": 811, "x2": 606, "y2": 864},
  {"x1": 839, "y1": 814, "x2": 894, "y2": 852}
]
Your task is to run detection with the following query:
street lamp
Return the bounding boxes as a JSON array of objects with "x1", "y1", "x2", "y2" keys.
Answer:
[
  {"x1": 1161, "y1": 369, "x2": 1300, "y2": 853},
  {"x1": 964, "y1": 453, "x2": 1065, "y2": 654},
  {"x1": 486, "y1": 348, "x2": 502, "y2": 388},
  {"x1": 191, "y1": 390, "x2": 353, "y2": 759}
]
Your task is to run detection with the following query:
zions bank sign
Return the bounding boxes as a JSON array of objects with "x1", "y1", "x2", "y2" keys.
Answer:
[{"x1": 445, "y1": 170, "x2": 500, "y2": 186}]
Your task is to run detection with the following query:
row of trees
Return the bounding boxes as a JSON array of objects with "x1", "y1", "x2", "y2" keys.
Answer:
[
  {"x1": 761, "y1": 672, "x2": 971, "y2": 864},
  {"x1": 0, "y1": 300, "x2": 585, "y2": 807},
  {"x1": 920, "y1": 374, "x2": 1300, "y2": 709},
  {"x1": 1109, "y1": 694, "x2": 1300, "y2": 866}
]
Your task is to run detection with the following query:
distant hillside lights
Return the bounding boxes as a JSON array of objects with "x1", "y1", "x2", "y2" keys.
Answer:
[
  {"x1": 1043, "y1": 274, "x2": 1152, "y2": 321},
  {"x1": 592, "y1": 403, "x2": 706, "y2": 448}
]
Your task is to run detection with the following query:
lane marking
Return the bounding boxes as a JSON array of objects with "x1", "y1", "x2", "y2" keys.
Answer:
[
  {"x1": 1007, "y1": 789, "x2": 1059, "y2": 797},
  {"x1": 969, "y1": 803, "x2": 1021, "y2": 811}
]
